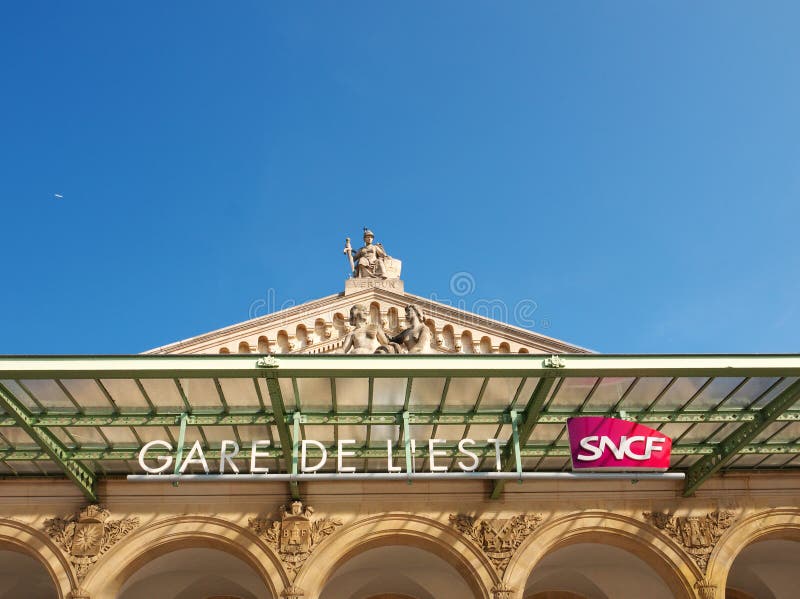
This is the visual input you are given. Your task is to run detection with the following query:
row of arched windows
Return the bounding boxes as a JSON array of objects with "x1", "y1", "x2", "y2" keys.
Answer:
[{"x1": 217, "y1": 302, "x2": 533, "y2": 355}]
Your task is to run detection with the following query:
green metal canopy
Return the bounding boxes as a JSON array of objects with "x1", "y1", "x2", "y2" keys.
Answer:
[{"x1": 1, "y1": 354, "x2": 800, "y2": 502}]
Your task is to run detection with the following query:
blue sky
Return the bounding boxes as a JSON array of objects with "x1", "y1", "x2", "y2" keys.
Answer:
[{"x1": 1, "y1": 2, "x2": 799, "y2": 354}]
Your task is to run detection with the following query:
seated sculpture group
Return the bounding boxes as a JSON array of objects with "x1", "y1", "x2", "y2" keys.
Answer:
[{"x1": 341, "y1": 303, "x2": 432, "y2": 354}]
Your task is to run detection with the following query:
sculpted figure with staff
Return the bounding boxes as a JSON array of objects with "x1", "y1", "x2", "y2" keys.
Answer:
[{"x1": 343, "y1": 228, "x2": 401, "y2": 279}]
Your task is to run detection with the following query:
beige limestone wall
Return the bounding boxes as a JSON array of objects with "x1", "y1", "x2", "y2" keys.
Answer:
[{"x1": 1, "y1": 473, "x2": 799, "y2": 599}]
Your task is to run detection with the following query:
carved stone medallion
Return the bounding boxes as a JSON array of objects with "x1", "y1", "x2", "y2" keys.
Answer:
[
  {"x1": 643, "y1": 509, "x2": 736, "y2": 571},
  {"x1": 450, "y1": 513, "x2": 542, "y2": 575},
  {"x1": 45, "y1": 505, "x2": 140, "y2": 581},
  {"x1": 249, "y1": 501, "x2": 342, "y2": 578}
]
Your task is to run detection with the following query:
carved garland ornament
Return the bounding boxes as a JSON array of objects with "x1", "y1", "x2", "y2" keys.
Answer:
[
  {"x1": 642, "y1": 509, "x2": 736, "y2": 572},
  {"x1": 44, "y1": 505, "x2": 140, "y2": 581},
  {"x1": 449, "y1": 513, "x2": 543, "y2": 576},
  {"x1": 249, "y1": 501, "x2": 342, "y2": 579}
]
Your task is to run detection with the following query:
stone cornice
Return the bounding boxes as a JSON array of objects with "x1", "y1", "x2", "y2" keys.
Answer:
[{"x1": 144, "y1": 285, "x2": 591, "y2": 355}]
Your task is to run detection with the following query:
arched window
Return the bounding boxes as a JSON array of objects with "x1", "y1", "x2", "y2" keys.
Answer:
[
  {"x1": 442, "y1": 325, "x2": 455, "y2": 352},
  {"x1": 276, "y1": 331, "x2": 292, "y2": 353},
  {"x1": 460, "y1": 330, "x2": 474, "y2": 354}
]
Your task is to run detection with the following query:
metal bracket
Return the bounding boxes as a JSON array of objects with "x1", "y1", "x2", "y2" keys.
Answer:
[
  {"x1": 172, "y1": 412, "x2": 188, "y2": 487},
  {"x1": 292, "y1": 412, "x2": 301, "y2": 477},
  {"x1": 262, "y1": 372, "x2": 300, "y2": 500},
  {"x1": 510, "y1": 409, "x2": 522, "y2": 482},
  {"x1": 543, "y1": 355, "x2": 566, "y2": 368},
  {"x1": 403, "y1": 411, "x2": 413, "y2": 483}
]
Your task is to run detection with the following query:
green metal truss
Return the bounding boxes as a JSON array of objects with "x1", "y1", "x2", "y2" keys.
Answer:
[
  {"x1": 0, "y1": 355, "x2": 799, "y2": 499},
  {"x1": 0, "y1": 382, "x2": 96, "y2": 501},
  {"x1": 3, "y1": 408, "x2": 799, "y2": 428},
  {"x1": 490, "y1": 377, "x2": 557, "y2": 499},
  {"x1": 683, "y1": 378, "x2": 800, "y2": 496},
  {"x1": 258, "y1": 359, "x2": 300, "y2": 499}
]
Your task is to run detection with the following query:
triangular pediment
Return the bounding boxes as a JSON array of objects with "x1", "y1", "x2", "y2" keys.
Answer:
[{"x1": 146, "y1": 285, "x2": 591, "y2": 355}]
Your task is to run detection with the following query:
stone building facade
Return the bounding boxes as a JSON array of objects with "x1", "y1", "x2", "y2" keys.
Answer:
[{"x1": 1, "y1": 237, "x2": 798, "y2": 599}]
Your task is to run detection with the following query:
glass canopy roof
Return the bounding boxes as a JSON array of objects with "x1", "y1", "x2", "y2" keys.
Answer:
[{"x1": 1, "y1": 354, "x2": 799, "y2": 500}]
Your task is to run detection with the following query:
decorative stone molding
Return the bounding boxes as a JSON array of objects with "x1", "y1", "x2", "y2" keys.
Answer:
[
  {"x1": 643, "y1": 509, "x2": 736, "y2": 572},
  {"x1": 694, "y1": 579, "x2": 717, "y2": 599},
  {"x1": 249, "y1": 501, "x2": 342, "y2": 579},
  {"x1": 491, "y1": 584, "x2": 515, "y2": 599},
  {"x1": 68, "y1": 589, "x2": 90, "y2": 599},
  {"x1": 280, "y1": 585, "x2": 305, "y2": 599},
  {"x1": 449, "y1": 513, "x2": 543, "y2": 575},
  {"x1": 44, "y1": 505, "x2": 140, "y2": 582}
]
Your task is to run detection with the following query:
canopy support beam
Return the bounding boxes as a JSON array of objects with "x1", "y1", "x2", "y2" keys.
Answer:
[
  {"x1": 259, "y1": 362, "x2": 301, "y2": 500},
  {"x1": 3, "y1": 408, "x2": 800, "y2": 428},
  {"x1": 490, "y1": 377, "x2": 557, "y2": 499},
  {"x1": 0, "y1": 382, "x2": 96, "y2": 501},
  {"x1": 684, "y1": 378, "x2": 800, "y2": 496}
]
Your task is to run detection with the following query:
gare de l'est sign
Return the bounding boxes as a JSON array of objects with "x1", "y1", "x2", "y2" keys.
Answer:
[{"x1": 133, "y1": 416, "x2": 673, "y2": 480}]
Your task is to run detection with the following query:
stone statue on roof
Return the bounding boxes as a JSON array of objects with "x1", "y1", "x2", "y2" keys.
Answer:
[{"x1": 343, "y1": 228, "x2": 402, "y2": 279}]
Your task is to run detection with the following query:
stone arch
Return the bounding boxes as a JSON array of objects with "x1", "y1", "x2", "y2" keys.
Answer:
[
  {"x1": 219, "y1": 347, "x2": 230, "y2": 354},
  {"x1": 504, "y1": 511, "x2": 699, "y2": 599},
  {"x1": 296, "y1": 325, "x2": 309, "y2": 349},
  {"x1": 705, "y1": 508, "x2": 800, "y2": 592},
  {"x1": 498, "y1": 342, "x2": 511, "y2": 354},
  {"x1": 387, "y1": 308, "x2": 400, "y2": 333},
  {"x1": 295, "y1": 513, "x2": 498, "y2": 599},
  {"x1": 238, "y1": 341, "x2": 252, "y2": 354},
  {"x1": 314, "y1": 320, "x2": 328, "y2": 342},
  {"x1": 82, "y1": 516, "x2": 286, "y2": 599},
  {"x1": 479, "y1": 336, "x2": 493, "y2": 354},
  {"x1": 461, "y1": 330, "x2": 474, "y2": 354},
  {"x1": 0, "y1": 518, "x2": 76, "y2": 599},
  {"x1": 370, "y1": 302, "x2": 382, "y2": 326},
  {"x1": 424, "y1": 319, "x2": 437, "y2": 348},
  {"x1": 333, "y1": 313, "x2": 348, "y2": 338},
  {"x1": 257, "y1": 336, "x2": 271, "y2": 354},
  {"x1": 276, "y1": 330, "x2": 292, "y2": 353},
  {"x1": 442, "y1": 325, "x2": 456, "y2": 352}
]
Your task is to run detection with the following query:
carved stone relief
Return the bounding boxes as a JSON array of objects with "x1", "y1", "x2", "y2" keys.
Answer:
[
  {"x1": 341, "y1": 303, "x2": 432, "y2": 354},
  {"x1": 449, "y1": 513, "x2": 543, "y2": 575},
  {"x1": 280, "y1": 585, "x2": 305, "y2": 599},
  {"x1": 643, "y1": 509, "x2": 736, "y2": 572},
  {"x1": 491, "y1": 584, "x2": 515, "y2": 599},
  {"x1": 44, "y1": 505, "x2": 140, "y2": 581},
  {"x1": 249, "y1": 501, "x2": 342, "y2": 579},
  {"x1": 694, "y1": 579, "x2": 717, "y2": 599}
]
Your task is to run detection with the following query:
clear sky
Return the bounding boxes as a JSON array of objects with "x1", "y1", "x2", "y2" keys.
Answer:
[{"x1": 1, "y1": 2, "x2": 799, "y2": 354}]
